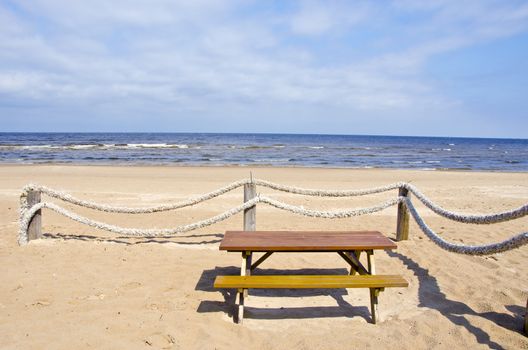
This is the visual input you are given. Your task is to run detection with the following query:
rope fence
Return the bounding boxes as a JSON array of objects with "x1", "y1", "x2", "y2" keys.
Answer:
[{"x1": 18, "y1": 179, "x2": 528, "y2": 255}]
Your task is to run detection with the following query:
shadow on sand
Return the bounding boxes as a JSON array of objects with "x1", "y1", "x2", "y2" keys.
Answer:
[
  {"x1": 42, "y1": 232, "x2": 223, "y2": 246},
  {"x1": 386, "y1": 250, "x2": 525, "y2": 350},
  {"x1": 195, "y1": 266, "x2": 370, "y2": 322}
]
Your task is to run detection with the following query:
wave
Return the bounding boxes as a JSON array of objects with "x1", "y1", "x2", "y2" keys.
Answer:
[
  {"x1": 67, "y1": 145, "x2": 100, "y2": 150},
  {"x1": 392, "y1": 161, "x2": 424, "y2": 164},
  {"x1": 239, "y1": 145, "x2": 287, "y2": 150},
  {"x1": 252, "y1": 158, "x2": 291, "y2": 163},
  {"x1": 239, "y1": 145, "x2": 274, "y2": 150},
  {"x1": 125, "y1": 143, "x2": 189, "y2": 149},
  {"x1": 0, "y1": 143, "x2": 191, "y2": 150}
]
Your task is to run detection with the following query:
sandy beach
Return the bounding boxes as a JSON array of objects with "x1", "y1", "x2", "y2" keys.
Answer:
[{"x1": 1, "y1": 165, "x2": 527, "y2": 349}]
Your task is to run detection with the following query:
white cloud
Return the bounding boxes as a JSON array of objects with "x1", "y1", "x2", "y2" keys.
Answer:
[
  {"x1": 0, "y1": 0, "x2": 527, "y2": 134},
  {"x1": 290, "y1": 0, "x2": 370, "y2": 35}
]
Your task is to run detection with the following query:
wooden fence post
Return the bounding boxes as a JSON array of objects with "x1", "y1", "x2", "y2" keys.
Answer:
[
  {"x1": 243, "y1": 183, "x2": 256, "y2": 231},
  {"x1": 396, "y1": 187, "x2": 410, "y2": 241},
  {"x1": 27, "y1": 189, "x2": 42, "y2": 241}
]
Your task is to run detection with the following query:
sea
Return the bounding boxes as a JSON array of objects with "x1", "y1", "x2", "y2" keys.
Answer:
[{"x1": 0, "y1": 133, "x2": 527, "y2": 171}]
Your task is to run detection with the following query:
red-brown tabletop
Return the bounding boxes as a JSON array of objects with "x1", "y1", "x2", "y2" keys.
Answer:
[{"x1": 220, "y1": 231, "x2": 397, "y2": 252}]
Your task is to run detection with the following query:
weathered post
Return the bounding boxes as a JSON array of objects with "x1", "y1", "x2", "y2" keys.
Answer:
[
  {"x1": 241, "y1": 180, "x2": 257, "y2": 301},
  {"x1": 396, "y1": 186, "x2": 410, "y2": 241},
  {"x1": 27, "y1": 189, "x2": 42, "y2": 241},
  {"x1": 243, "y1": 182, "x2": 256, "y2": 231}
]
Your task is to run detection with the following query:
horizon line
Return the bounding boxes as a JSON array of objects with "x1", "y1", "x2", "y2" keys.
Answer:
[{"x1": 0, "y1": 131, "x2": 526, "y2": 141}]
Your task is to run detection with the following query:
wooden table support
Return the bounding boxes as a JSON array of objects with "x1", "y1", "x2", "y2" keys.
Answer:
[
  {"x1": 237, "y1": 288, "x2": 245, "y2": 324},
  {"x1": 251, "y1": 252, "x2": 273, "y2": 271},
  {"x1": 240, "y1": 251, "x2": 252, "y2": 297},
  {"x1": 339, "y1": 249, "x2": 380, "y2": 322},
  {"x1": 366, "y1": 250, "x2": 375, "y2": 275},
  {"x1": 370, "y1": 288, "x2": 382, "y2": 324},
  {"x1": 338, "y1": 251, "x2": 369, "y2": 275},
  {"x1": 366, "y1": 250, "x2": 379, "y2": 323},
  {"x1": 237, "y1": 251, "x2": 252, "y2": 323}
]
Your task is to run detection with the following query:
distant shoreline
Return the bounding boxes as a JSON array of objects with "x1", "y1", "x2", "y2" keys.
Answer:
[{"x1": 1, "y1": 163, "x2": 527, "y2": 174}]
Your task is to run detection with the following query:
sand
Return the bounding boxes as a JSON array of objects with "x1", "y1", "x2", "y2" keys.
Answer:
[{"x1": 0, "y1": 165, "x2": 527, "y2": 349}]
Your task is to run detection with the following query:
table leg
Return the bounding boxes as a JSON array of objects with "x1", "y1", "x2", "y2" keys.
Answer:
[
  {"x1": 237, "y1": 288, "x2": 245, "y2": 324},
  {"x1": 237, "y1": 251, "x2": 252, "y2": 323},
  {"x1": 349, "y1": 250, "x2": 362, "y2": 275},
  {"x1": 349, "y1": 251, "x2": 357, "y2": 275},
  {"x1": 370, "y1": 288, "x2": 381, "y2": 324},
  {"x1": 240, "y1": 251, "x2": 252, "y2": 298},
  {"x1": 366, "y1": 249, "x2": 380, "y2": 323},
  {"x1": 366, "y1": 250, "x2": 376, "y2": 275}
]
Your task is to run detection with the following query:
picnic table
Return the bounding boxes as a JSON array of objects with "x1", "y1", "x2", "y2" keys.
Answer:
[{"x1": 214, "y1": 230, "x2": 408, "y2": 324}]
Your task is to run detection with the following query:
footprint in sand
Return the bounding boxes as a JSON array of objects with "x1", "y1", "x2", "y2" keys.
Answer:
[
  {"x1": 30, "y1": 299, "x2": 52, "y2": 307},
  {"x1": 145, "y1": 300, "x2": 185, "y2": 312},
  {"x1": 121, "y1": 281, "x2": 142, "y2": 290},
  {"x1": 480, "y1": 257, "x2": 500, "y2": 269},
  {"x1": 143, "y1": 332, "x2": 177, "y2": 349},
  {"x1": 71, "y1": 293, "x2": 106, "y2": 303}
]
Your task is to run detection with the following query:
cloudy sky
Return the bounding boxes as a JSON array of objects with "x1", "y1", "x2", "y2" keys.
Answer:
[{"x1": 1, "y1": 0, "x2": 527, "y2": 137}]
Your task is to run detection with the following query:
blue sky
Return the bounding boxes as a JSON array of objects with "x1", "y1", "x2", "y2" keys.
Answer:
[{"x1": 0, "y1": 0, "x2": 527, "y2": 138}]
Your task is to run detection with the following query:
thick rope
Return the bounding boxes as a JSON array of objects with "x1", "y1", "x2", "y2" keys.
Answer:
[
  {"x1": 20, "y1": 180, "x2": 404, "y2": 214},
  {"x1": 18, "y1": 196, "x2": 402, "y2": 244},
  {"x1": 18, "y1": 197, "x2": 260, "y2": 245},
  {"x1": 403, "y1": 183, "x2": 528, "y2": 224},
  {"x1": 18, "y1": 181, "x2": 528, "y2": 255},
  {"x1": 21, "y1": 180, "x2": 248, "y2": 214},
  {"x1": 404, "y1": 198, "x2": 528, "y2": 255},
  {"x1": 260, "y1": 196, "x2": 401, "y2": 218},
  {"x1": 254, "y1": 179, "x2": 404, "y2": 197},
  {"x1": 20, "y1": 181, "x2": 528, "y2": 225}
]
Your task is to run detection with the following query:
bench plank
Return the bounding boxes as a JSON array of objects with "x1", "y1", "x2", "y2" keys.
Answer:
[{"x1": 214, "y1": 275, "x2": 408, "y2": 289}]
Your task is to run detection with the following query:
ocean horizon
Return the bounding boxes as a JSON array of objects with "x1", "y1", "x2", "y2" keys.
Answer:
[{"x1": 0, "y1": 132, "x2": 527, "y2": 171}]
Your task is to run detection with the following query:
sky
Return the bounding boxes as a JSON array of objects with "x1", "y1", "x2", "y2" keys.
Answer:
[{"x1": 0, "y1": 0, "x2": 527, "y2": 138}]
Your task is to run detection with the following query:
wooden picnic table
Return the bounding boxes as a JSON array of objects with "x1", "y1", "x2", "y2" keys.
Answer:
[
  {"x1": 220, "y1": 230, "x2": 397, "y2": 251},
  {"x1": 220, "y1": 230, "x2": 397, "y2": 277},
  {"x1": 216, "y1": 230, "x2": 406, "y2": 324}
]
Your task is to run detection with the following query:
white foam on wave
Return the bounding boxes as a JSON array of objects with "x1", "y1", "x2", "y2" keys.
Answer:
[
  {"x1": 21, "y1": 145, "x2": 57, "y2": 150},
  {"x1": 2, "y1": 143, "x2": 194, "y2": 150},
  {"x1": 68, "y1": 145, "x2": 98, "y2": 150},
  {"x1": 253, "y1": 158, "x2": 290, "y2": 163},
  {"x1": 126, "y1": 143, "x2": 189, "y2": 149}
]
